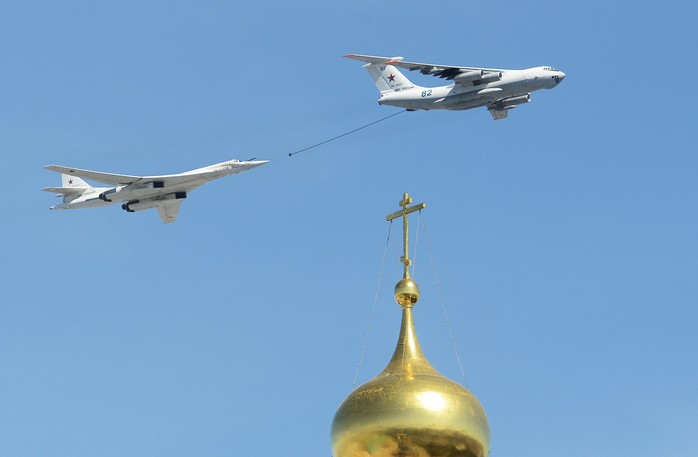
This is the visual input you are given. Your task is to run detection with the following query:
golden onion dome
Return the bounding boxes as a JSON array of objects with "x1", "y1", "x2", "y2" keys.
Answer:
[
  {"x1": 331, "y1": 279, "x2": 490, "y2": 457},
  {"x1": 331, "y1": 281, "x2": 490, "y2": 457},
  {"x1": 332, "y1": 193, "x2": 489, "y2": 457}
]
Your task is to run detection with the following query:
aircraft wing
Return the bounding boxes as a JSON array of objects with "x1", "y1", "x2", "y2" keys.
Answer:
[
  {"x1": 44, "y1": 165, "x2": 141, "y2": 186},
  {"x1": 44, "y1": 165, "x2": 211, "y2": 188},
  {"x1": 156, "y1": 199, "x2": 183, "y2": 224},
  {"x1": 391, "y1": 60, "x2": 507, "y2": 80},
  {"x1": 345, "y1": 54, "x2": 507, "y2": 81}
]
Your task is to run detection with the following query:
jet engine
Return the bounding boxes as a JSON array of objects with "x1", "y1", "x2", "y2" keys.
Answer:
[
  {"x1": 499, "y1": 94, "x2": 531, "y2": 107},
  {"x1": 453, "y1": 70, "x2": 485, "y2": 83},
  {"x1": 98, "y1": 186, "x2": 124, "y2": 202},
  {"x1": 99, "y1": 181, "x2": 166, "y2": 203},
  {"x1": 473, "y1": 72, "x2": 503, "y2": 85},
  {"x1": 121, "y1": 192, "x2": 186, "y2": 213}
]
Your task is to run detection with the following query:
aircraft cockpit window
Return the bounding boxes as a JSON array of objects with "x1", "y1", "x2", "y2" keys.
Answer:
[{"x1": 543, "y1": 66, "x2": 557, "y2": 71}]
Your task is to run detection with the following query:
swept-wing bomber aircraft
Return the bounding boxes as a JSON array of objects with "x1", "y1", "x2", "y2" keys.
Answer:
[
  {"x1": 43, "y1": 159, "x2": 268, "y2": 223},
  {"x1": 345, "y1": 54, "x2": 565, "y2": 120}
]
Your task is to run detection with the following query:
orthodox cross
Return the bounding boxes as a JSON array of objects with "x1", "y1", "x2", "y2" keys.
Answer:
[{"x1": 386, "y1": 193, "x2": 426, "y2": 279}]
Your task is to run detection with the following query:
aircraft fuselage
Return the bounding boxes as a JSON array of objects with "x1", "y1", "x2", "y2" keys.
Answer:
[
  {"x1": 44, "y1": 159, "x2": 268, "y2": 223},
  {"x1": 377, "y1": 67, "x2": 564, "y2": 111}
]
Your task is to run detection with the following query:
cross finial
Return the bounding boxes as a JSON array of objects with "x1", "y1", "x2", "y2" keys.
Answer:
[{"x1": 386, "y1": 192, "x2": 426, "y2": 279}]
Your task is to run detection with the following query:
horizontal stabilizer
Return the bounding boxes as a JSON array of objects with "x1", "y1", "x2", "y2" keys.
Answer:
[
  {"x1": 345, "y1": 54, "x2": 404, "y2": 65},
  {"x1": 42, "y1": 186, "x2": 85, "y2": 195}
]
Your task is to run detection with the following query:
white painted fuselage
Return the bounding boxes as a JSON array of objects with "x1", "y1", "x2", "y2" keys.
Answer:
[
  {"x1": 43, "y1": 159, "x2": 268, "y2": 223},
  {"x1": 378, "y1": 67, "x2": 563, "y2": 111},
  {"x1": 346, "y1": 54, "x2": 565, "y2": 119}
]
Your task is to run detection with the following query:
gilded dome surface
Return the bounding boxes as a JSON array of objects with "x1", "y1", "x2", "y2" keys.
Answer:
[
  {"x1": 332, "y1": 193, "x2": 489, "y2": 457},
  {"x1": 331, "y1": 306, "x2": 490, "y2": 457}
]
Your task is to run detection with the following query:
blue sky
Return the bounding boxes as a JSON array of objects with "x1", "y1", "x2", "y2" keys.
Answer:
[{"x1": 2, "y1": 1, "x2": 697, "y2": 456}]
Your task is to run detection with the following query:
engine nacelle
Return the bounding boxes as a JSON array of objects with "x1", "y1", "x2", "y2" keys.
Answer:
[
  {"x1": 109, "y1": 181, "x2": 166, "y2": 202},
  {"x1": 121, "y1": 192, "x2": 186, "y2": 213},
  {"x1": 453, "y1": 70, "x2": 485, "y2": 83},
  {"x1": 98, "y1": 186, "x2": 124, "y2": 202},
  {"x1": 473, "y1": 72, "x2": 503, "y2": 85},
  {"x1": 481, "y1": 71, "x2": 503, "y2": 82},
  {"x1": 122, "y1": 200, "x2": 138, "y2": 212},
  {"x1": 500, "y1": 94, "x2": 531, "y2": 107},
  {"x1": 125, "y1": 181, "x2": 165, "y2": 193}
]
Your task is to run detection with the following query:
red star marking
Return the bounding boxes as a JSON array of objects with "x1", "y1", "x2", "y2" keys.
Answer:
[
  {"x1": 68, "y1": 179, "x2": 73, "y2": 185},
  {"x1": 388, "y1": 74, "x2": 396, "y2": 82}
]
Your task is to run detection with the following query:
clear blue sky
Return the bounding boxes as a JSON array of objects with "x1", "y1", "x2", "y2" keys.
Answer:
[{"x1": 2, "y1": 2, "x2": 696, "y2": 456}]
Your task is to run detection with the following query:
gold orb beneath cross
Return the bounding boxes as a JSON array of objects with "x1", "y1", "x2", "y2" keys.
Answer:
[{"x1": 394, "y1": 277, "x2": 420, "y2": 307}]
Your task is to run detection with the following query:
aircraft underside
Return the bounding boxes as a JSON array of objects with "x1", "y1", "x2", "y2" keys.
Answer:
[{"x1": 381, "y1": 89, "x2": 529, "y2": 112}]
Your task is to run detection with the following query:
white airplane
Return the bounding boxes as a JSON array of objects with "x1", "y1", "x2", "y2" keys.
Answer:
[
  {"x1": 43, "y1": 159, "x2": 268, "y2": 223},
  {"x1": 345, "y1": 54, "x2": 565, "y2": 120}
]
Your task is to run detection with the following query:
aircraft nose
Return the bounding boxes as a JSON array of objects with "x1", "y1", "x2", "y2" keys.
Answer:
[
  {"x1": 248, "y1": 160, "x2": 269, "y2": 168},
  {"x1": 553, "y1": 71, "x2": 565, "y2": 85}
]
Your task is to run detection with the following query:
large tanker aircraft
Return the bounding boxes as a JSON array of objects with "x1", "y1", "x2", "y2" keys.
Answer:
[{"x1": 346, "y1": 54, "x2": 565, "y2": 119}]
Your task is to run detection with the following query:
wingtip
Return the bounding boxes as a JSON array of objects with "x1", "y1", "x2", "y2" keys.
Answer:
[
  {"x1": 44, "y1": 164, "x2": 69, "y2": 172},
  {"x1": 385, "y1": 56, "x2": 404, "y2": 64}
]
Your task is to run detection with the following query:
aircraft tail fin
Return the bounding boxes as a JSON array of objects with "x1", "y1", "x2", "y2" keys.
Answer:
[
  {"x1": 42, "y1": 174, "x2": 91, "y2": 195},
  {"x1": 363, "y1": 63, "x2": 417, "y2": 94},
  {"x1": 62, "y1": 174, "x2": 90, "y2": 189}
]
